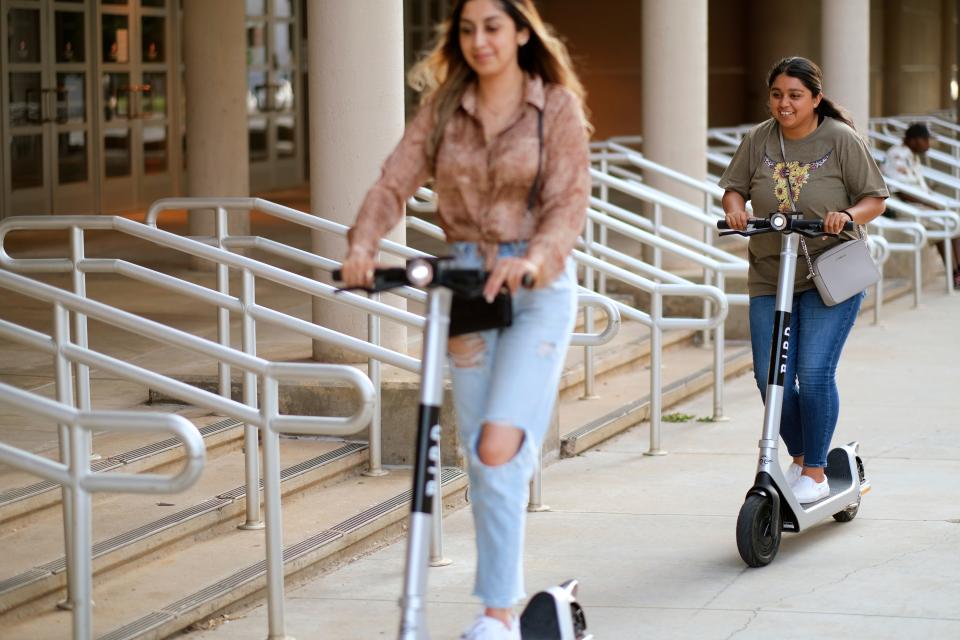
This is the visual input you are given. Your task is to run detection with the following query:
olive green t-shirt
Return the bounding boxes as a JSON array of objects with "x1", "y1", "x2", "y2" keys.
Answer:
[{"x1": 718, "y1": 117, "x2": 889, "y2": 297}]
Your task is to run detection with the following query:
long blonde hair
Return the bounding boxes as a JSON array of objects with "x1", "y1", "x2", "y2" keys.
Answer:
[{"x1": 408, "y1": 0, "x2": 590, "y2": 166}]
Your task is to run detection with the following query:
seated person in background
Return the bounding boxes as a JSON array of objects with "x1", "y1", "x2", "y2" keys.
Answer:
[{"x1": 883, "y1": 123, "x2": 960, "y2": 288}]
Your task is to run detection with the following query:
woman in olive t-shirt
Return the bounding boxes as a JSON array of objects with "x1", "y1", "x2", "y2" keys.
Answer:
[{"x1": 719, "y1": 57, "x2": 888, "y2": 504}]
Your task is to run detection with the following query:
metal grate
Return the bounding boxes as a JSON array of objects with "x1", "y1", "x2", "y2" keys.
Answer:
[
  {"x1": 217, "y1": 442, "x2": 367, "y2": 501},
  {"x1": 282, "y1": 530, "x2": 342, "y2": 562},
  {"x1": 280, "y1": 442, "x2": 367, "y2": 482},
  {"x1": 161, "y1": 560, "x2": 267, "y2": 615},
  {"x1": 332, "y1": 492, "x2": 409, "y2": 535},
  {"x1": 91, "y1": 498, "x2": 230, "y2": 557},
  {"x1": 97, "y1": 611, "x2": 173, "y2": 640},
  {"x1": 0, "y1": 568, "x2": 49, "y2": 596},
  {"x1": 115, "y1": 418, "x2": 242, "y2": 464},
  {"x1": 0, "y1": 458, "x2": 122, "y2": 507}
]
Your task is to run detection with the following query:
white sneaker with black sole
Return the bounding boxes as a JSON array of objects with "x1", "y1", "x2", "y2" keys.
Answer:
[{"x1": 793, "y1": 475, "x2": 830, "y2": 504}]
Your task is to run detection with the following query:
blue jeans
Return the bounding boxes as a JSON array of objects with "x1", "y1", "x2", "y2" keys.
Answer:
[
  {"x1": 749, "y1": 289, "x2": 863, "y2": 468},
  {"x1": 448, "y1": 242, "x2": 577, "y2": 608}
]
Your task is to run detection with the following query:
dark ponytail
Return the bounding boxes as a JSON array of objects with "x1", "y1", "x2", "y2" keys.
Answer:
[{"x1": 767, "y1": 56, "x2": 856, "y2": 130}]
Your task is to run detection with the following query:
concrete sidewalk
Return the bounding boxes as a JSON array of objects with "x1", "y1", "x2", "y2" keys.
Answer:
[{"x1": 182, "y1": 285, "x2": 960, "y2": 640}]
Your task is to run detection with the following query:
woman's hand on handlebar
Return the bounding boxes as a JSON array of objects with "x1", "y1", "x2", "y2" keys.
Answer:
[
  {"x1": 823, "y1": 210, "x2": 852, "y2": 235},
  {"x1": 723, "y1": 208, "x2": 751, "y2": 231},
  {"x1": 483, "y1": 256, "x2": 539, "y2": 302},
  {"x1": 340, "y1": 249, "x2": 376, "y2": 289}
]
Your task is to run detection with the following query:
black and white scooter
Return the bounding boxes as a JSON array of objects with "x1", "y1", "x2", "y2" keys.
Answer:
[
  {"x1": 718, "y1": 213, "x2": 871, "y2": 567},
  {"x1": 335, "y1": 257, "x2": 592, "y2": 639}
]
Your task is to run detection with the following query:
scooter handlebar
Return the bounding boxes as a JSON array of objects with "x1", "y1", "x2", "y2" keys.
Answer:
[
  {"x1": 717, "y1": 215, "x2": 853, "y2": 237},
  {"x1": 334, "y1": 259, "x2": 537, "y2": 293}
]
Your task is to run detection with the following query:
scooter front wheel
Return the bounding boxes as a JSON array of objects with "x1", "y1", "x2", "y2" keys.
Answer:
[{"x1": 736, "y1": 494, "x2": 781, "y2": 567}]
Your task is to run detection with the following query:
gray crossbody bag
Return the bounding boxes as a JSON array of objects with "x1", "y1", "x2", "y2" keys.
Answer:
[{"x1": 778, "y1": 127, "x2": 880, "y2": 306}]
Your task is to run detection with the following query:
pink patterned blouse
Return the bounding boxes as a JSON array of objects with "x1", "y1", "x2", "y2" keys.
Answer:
[{"x1": 347, "y1": 74, "x2": 590, "y2": 285}]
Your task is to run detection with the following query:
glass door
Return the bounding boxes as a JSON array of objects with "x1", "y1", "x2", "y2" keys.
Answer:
[
  {"x1": 246, "y1": 0, "x2": 302, "y2": 192},
  {"x1": 2, "y1": 0, "x2": 96, "y2": 217},
  {"x1": 98, "y1": 0, "x2": 176, "y2": 213}
]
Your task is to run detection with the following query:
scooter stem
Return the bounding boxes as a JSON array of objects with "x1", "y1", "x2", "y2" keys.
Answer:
[
  {"x1": 398, "y1": 287, "x2": 452, "y2": 640},
  {"x1": 759, "y1": 230, "x2": 799, "y2": 468}
]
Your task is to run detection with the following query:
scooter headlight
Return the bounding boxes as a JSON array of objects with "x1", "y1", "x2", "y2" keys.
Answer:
[{"x1": 406, "y1": 259, "x2": 434, "y2": 288}]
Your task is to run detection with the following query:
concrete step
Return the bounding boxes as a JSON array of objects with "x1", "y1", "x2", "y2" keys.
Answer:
[
  {"x1": 0, "y1": 426, "x2": 369, "y2": 621},
  {"x1": 0, "y1": 413, "x2": 244, "y2": 525},
  {"x1": 1, "y1": 465, "x2": 467, "y2": 640},
  {"x1": 559, "y1": 342, "x2": 754, "y2": 457}
]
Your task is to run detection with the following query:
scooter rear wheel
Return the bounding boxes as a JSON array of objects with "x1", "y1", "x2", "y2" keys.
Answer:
[{"x1": 736, "y1": 494, "x2": 781, "y2": 567}]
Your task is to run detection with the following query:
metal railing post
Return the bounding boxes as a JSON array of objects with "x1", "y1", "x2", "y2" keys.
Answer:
[
  {"x1": 712, "y1": 271, "x2": 728, "y2": 421},
  {"x1": 53, "y1": 303, "x2": 77, "y2": 611},
  {"x1": 239, "y1": 269, "x2": 264, "y2": 530},
  {"x1": 364, "y1": 287, "x2": 387, "y2": 477},
  {"x1": 599, "y1": 153, "x2": 609, "y2": 295},
  {"x1": 429, "y1": 457, "x2": 451, "y2": 566},
  {"x1": 645, "y1": 291, "x2": 667, "y2": 457},
  {"x1": 700, "y1": 192, "x2": 714, "y2": 348},
  {"x1": 653, "y1": 202, "x2": 663, "y2": 273},
  {"x1": 261, "y1": 375, "x2": 292, "y2": 640},
  {"x1": 914, "y1": 248, "x2": 922, "y2": 308},
  {"x1": 67, "y1": 404, "x2": 93, "y2": 640},
  {"x1": 582, "y1": 220, "x2": 597, "y2": 399},
  {"x1": 527, "y1": 440, "x2": 549, "y2": 513},
  {"x1": 69, "y1": 227, "x2": 96, "y2": 461},
  {"x1": 215, "y1": 207, "x2": 232, "y2": 399}
]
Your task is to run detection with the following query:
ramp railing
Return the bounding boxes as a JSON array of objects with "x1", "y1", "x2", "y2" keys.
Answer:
[
  {"x1": 0, "y1": 267, "x2": 374, "y2": 640},
  {"x1": 0, "y1": 380, "x2": 205, "y2": 640},
  {"x1": 404, "y1": 208, "x2": 727, "y2": 456}
]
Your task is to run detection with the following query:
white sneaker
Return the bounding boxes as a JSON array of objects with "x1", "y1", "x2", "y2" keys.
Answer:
[
  {"x1": 793, "y1": 475, "x2": 830, "y2": 504},
  {"x1": 785, "y1": 463, "x2": 803, "y2": 487},
  {"x1": 460, "y1": 614, "x2": 520, "y2": 640}
]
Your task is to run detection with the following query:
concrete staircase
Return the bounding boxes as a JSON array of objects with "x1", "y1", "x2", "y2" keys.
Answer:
[
  {"x1": 0, "y1": 301, "x2": 760, "y2": 640},
  {"x1": 0, "y1": 215, "x2": 921, "y2": 639}
]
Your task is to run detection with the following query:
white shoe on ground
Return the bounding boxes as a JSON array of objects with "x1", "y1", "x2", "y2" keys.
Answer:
[
  {"x1": 460, "y1": 614, "x2": 520, "y2": 640},
  {"x1": 785, "y1": 463, "x2": 803, "y2": 488},
  {"x1": 793, "y1": 475, "x2": 830, "y2": 504}
]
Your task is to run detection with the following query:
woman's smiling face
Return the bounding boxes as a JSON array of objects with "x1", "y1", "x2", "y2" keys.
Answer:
[
  {"x1": 458, "y1": 0, "x2": 528, "y2": 79},
  {"x1": 769, "y1": 73, "x2": 821, "y2": 136}
]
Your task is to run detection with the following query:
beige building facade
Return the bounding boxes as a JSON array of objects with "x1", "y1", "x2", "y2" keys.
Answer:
[{"x1": 1, "y1": 0, "x2": 957, "y2": 220}]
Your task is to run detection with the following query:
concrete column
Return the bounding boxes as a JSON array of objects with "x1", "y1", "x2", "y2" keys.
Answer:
[
  {"x1": 642, "y1": 0, "x2": 707, "y2": 256},
  {"x1": 822, "y1": 0, "x2": 871, "y2": 130},
  {"x1": 747, "y1": 4, "x2": 821, "y2": 123},
  {"x1": 942, "y1": 0, "x2": 958, "y2": 109},
  {"x1": 182, "y1": 0, "x2": 249, "y2": 236},
  {"x1": 308, "y1": 1, "x2": 407, "y2": 362}
]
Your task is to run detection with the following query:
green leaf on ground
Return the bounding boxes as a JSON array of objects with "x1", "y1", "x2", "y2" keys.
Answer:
[{"x1": 662, "y1": 412, "x2": 696, "y2": 423}]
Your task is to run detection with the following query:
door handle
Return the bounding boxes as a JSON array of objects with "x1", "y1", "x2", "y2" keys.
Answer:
[
  {"x1": 44, "y1": 86, "x2": 69, "y2": 124},
  {"x1": 24, "y1": 88, "x2": 43, "y2": 124}
]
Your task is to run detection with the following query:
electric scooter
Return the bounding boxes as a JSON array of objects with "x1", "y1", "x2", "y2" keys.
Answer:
[
  {"x1": 335, "y1": 257, "x2": 592, "y2": 639},
  {"x1": 717, "y1": 212, "x2": 871, "y2": 567}
]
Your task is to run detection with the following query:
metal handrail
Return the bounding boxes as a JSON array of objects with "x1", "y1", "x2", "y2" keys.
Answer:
[
  {"x1": 404, "y1": 212, "x2": 727, "y2": 455},
  {"x1": 0, "y1": 267, "x2": 374, "y2": 640},
  {"x1": 143, "y1": 198, "x2": 619, "y2": 474},
  {"x1": 0, "y1": 213, "x2": 417, "y2": 500},
  {"x1": 0, "y1": 381, "x2": 205, "y2": 640}
]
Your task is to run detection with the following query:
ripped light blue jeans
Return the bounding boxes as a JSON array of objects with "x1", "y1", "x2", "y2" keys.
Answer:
[{"x1": 447, "y1": 241, "x2": 577, "y2": 609}]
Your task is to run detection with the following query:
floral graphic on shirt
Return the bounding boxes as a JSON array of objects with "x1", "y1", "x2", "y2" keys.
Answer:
[{"x1": 762, "y1": 150, "x2": 833, "y2": 212}]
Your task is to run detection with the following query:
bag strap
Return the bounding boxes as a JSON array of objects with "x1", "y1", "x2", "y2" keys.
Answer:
[
  {"x1": 777, "y1": 126, "x2": 864, "y2": 280},
  {"x1": 527, "y1": 108, "x2": 544, "y2": 213}
]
